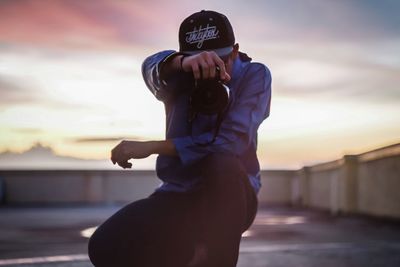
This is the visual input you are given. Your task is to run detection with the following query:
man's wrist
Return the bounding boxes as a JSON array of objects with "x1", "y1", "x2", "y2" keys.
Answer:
[
  {"x1": 150, "y1": 140, "x2": 177, "y2": 156},
  {"x1": 160, "y1": 53, "x2": 185, "y2": 79},
  {"x1": 166, "y1": 54, "x2": 184, "y2": 72}
]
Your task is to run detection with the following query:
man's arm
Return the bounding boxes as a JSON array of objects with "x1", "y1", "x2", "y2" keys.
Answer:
[
  {"x1": 113, "y1": 51, "x2": 233, "y2": 169},
  {"x1": 112, "y1": 62, "x2": 271, "y2": 169},
  {"x1": 141, "y1": 50, "x2": 177, "y2": 102},
  {"x1": 142, "y1": 50, "x2": 230, "y2": 102},
  {"x1": 114, "y1": 52, "x2": 269, "y2": 169},
  {"x1": 111, "y1": 140, "x2": 177, "y2": 169}
]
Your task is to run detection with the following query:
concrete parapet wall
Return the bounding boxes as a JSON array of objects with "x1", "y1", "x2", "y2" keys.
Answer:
[
  {"x1": 259, "y1": 170, "x2": 293, "y2": 204},
  {"x1": 308, "y1": 168, "x2": 337, "y2": 210},
  {"x1": 357, "y1": 155, "x2": 400, "y2": 218},
  {"x1": 0, "y1": 170, "x2": 159, "y2": 204},
  {"x1": 294, "y1": 143, "x2": 400, "y2": 219},
  {"x1": 0, "y1": 143, "x2": 399, "y2": 219}
]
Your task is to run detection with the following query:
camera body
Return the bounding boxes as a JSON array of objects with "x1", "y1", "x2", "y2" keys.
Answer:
[{"x1": 190, "y1": 78, "x2": 230, "y2": 115}]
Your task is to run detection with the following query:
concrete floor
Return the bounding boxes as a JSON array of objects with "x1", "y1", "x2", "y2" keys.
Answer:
[{"x1": 1, "y1": 204, "x2": 400, "y2": 267}]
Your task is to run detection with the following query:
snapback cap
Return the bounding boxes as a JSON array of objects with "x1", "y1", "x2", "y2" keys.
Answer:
[{"x1": 179, "y1": 10, "x2": 235, "y2": 57}]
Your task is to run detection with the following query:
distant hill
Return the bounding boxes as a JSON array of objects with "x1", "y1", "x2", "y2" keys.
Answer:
[{"x1": 0, "y1": 143, "x2": 155, "y2": 170}]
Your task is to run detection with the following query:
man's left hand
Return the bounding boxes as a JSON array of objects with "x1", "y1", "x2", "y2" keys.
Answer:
[
  {"x1": 110, "y1": 140, "x2": 177, "y2": 169},
  {"x1": 111, "y1": 140, "x2": 154, "y2": 169}
]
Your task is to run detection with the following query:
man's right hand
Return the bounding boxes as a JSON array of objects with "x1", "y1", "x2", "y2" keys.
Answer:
[{"x1": 180, "y1": 52, "x2": 231, "y2": 82}]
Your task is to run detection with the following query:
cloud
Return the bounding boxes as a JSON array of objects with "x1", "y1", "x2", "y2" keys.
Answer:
[
  {"x1": 273, "y1": 60, "x2": 400, "y2": 103},
  {"x1": 0, "y1": 0, "x2": 399, "y2": 169},
  {"x1": 1, "y1": 0, "x2": 399, "y2": 53},
  {"x1": 0, "y1": 77, "x2": 36, "y2": 105},
  {"x1": 0, "y1": 46, "x2": 133, "y2": 110},
  {"x1": 0, "y1": 0, "x2": 180, "y2": 50},
  {"x1": 356, "y1": 0, "x2": 400, "y2": 36},
  {"x1": 0, "y1": 1, "x2": 393, "y2": 46},
  {"x1": 12, "y1": 128, "x2": 44, "y2": 134},
  {"x1": 249, "y1": 40, "x2": 400, "y2": 104},
  {"x1": 233, "y1": 0, "x2": 400, "y2": 42},
  {"x1": 72, "y1": 136, "x2": 145, "y2": 143},
  {"x1": 0, "y1": 75, "x2": 88, "y2": 110}
]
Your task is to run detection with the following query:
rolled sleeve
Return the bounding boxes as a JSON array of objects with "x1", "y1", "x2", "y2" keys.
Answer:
[
  {"x1": 172, "y1": 136, "x2": 202, "y2": 165},
  {"x1": 141, "y1": 50, "x2": 178, "y2": 102}
]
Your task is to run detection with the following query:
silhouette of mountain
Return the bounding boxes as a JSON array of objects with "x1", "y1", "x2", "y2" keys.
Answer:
[
  {"x1": 0, "y1": 143, "x2": 111, "y2": 170},
  {"x1": 0, "y1": 143, "x2": 156, "y2": 170}
]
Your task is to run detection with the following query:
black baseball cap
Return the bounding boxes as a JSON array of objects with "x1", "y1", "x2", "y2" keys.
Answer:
[{"x1": 179, "y1": 10, "x2": 235, "y2": 57}]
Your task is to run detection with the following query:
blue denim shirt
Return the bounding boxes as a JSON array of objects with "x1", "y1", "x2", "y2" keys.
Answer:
[{"x1": 141, "y1": 50, "x2": 271, "y2": 194}]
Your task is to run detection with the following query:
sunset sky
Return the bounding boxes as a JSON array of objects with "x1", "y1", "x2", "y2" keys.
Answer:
[{"x1": 0, "y1": 0, "x2": 399, "y2": 169}]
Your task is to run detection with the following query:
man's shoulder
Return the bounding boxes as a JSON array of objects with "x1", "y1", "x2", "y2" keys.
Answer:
[
  {"x1": 241, "y1": 61, "x2": 271, "y2": 83},
  {"x1": 238, "y1": 52, "x2": 271, "y2": 78},
  {"x1": 231, "y1": 60, "x2": 271, "y2": 97}
]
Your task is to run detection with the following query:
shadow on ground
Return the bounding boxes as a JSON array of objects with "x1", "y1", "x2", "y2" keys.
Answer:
[{"x1": 1, "y1": 205, "x2": 400, "y2": 267}]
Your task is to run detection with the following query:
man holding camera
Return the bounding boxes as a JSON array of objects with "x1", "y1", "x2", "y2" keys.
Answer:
[{"x1": 89, "y1": 10, "x2": 271, "y2": 267}]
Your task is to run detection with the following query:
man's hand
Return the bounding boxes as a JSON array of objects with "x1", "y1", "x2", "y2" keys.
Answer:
[
  {"x1": 181, "y1": 51, "x2": 231, "y2": 81},
  {"x1": 111, "y1": 140, "x2": 154, "y2": 169},
  {"x1": 110, "y1": 140, "x2": 177, "y2": 169}
]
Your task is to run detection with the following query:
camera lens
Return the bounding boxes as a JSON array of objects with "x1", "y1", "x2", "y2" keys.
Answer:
[{"x1": 191, "y1": 79, "x2": 229, "y2": 115}]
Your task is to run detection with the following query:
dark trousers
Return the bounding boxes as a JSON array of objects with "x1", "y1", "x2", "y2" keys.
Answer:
[{"x1": 88, "y1": 153, "x2": 258, "y2": 267}]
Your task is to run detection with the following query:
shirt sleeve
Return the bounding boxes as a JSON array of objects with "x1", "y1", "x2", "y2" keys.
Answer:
[
  {"x1": 172, "y1": 63, "x2": 272, "y2": 165},
  {"x1": 141, "y1": 50, "x2": 181, "y2": 102}
]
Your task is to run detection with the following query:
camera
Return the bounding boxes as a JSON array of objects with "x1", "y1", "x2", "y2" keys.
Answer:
[{"x1": 190, "y1": 77, "x2": 230, "y2": 115}]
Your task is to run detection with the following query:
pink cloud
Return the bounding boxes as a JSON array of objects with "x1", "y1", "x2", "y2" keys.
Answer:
[{"x1": 0, "y1": 0, "x2": 178, "y2": 49}]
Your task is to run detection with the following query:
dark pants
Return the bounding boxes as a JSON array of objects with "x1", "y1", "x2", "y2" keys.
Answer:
[{"x1": 88, "y1": 153, "x2": 258, "y2": 267}]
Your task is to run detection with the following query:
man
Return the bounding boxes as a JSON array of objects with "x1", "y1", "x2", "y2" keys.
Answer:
[{"x1": 88, "y1": 10, "x2": 271, "y2": 267}]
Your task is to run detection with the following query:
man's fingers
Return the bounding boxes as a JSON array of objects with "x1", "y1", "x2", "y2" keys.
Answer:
[
  {"x1": 208, "y1": 53, "x2": 231, "y2": 81},
  {"x1": 211, "y1": 53, "x2": 228, "y2": 80},
  {"x1": 187, "y1": 51, "x2": 230, "y2": 81},
  {"x1": 192, "y1": 63, "x2": 201, "y2": 80},
  {"x1": 117, "y1": 160, "x2": 131, "y2": 169},
  {"x1": 223, "y1": 72, "x2": 231, "y2": 82},
  {"x1": 205, "y1": 55, "x2": 216, "y2": 79},
  {"x1": 111, "y1": 144, "x2": 122, "y2": 165},
  {"x1": 199, "y1": 58, "x2": 210, "y2": 79},
  {"x1": 111, "y1": 141, "x2": 134, "y2": 168},
  {"x1": 110, "y1": 149, "x2": 116, "y2": 164}
]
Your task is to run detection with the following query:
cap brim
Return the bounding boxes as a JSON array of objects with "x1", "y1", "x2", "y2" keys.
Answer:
[{"x1": 182, "y1": 46, "x2": 233, "y2": 57}]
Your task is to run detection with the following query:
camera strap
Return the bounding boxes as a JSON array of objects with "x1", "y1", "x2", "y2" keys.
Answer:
[
  {"x1": 187, "y1": 76, "x2": 230, "y2": 146},
  {"x1": 188, "y1": 110, "x2": 225, "y2": 147}
]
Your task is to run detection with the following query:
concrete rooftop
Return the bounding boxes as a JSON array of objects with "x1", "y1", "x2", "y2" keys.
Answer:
[{"x1": 1, "y1": 205, "x2": 400, "y2": 267}]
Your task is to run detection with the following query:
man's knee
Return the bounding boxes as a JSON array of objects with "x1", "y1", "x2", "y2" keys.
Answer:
[
  {"x1": 88, "y1": 229, "x2": 102, "y2": 266},
  {"x1": 87, "y1": 226, "x2": 114, "y2": 267}
]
